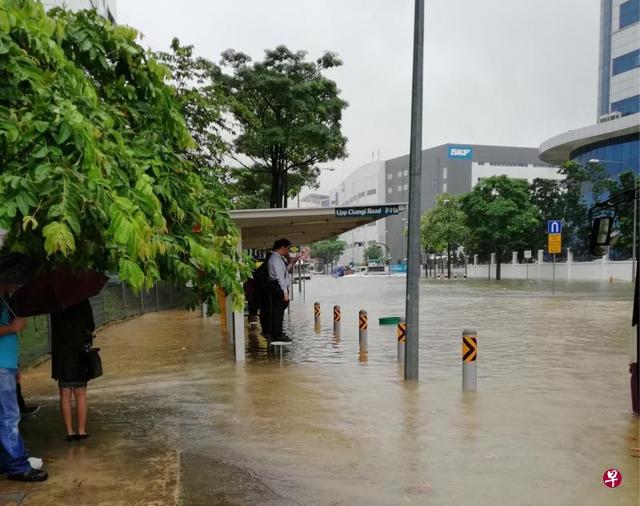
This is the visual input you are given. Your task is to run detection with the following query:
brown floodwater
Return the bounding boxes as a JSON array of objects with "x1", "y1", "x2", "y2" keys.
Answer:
[{"x1": 5, "y1": 276, "x2": 638, "y2": 505}]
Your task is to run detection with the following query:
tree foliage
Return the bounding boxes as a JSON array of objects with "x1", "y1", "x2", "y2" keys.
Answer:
[
  {"x1": 156, "y1": 37, "x2": 229, "y2": 180},
  {"x1": 420, "y1": 194, "x2": 470, "y2": 277},
  {"x1": 420, "y1": 194, "x2": 469, "y2": 252},
  {"x1": 0, "y1": 1, "x2": 249, "y2": 308},
  {"x1": 311, "y1": 238, "x2": 347, "y2": 266},
  {"x1": 219, "y1": 45, "x2": 348, "y2": 208},
  {"x1": 461, "y1": 176, "x2": 538, "y2": 279},
  {"x1": 364, "y1": 243, "x2": 383, "y2": 262}
]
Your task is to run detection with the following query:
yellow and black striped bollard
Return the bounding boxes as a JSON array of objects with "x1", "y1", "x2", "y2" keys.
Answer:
[
  {"x1": 333, "y1": 305, "x2": 341, "y2": 336},
  {"x1": 314, "y1": 302, "x2": 321, "y2": 331},
  {"x1": 358, "y1": 310, "x2": 368, "y2": 353},
  {"x1": 397, "y1": 318, "x2": 406, "y2": 363},
  {"x1": 462, "y1": 329, "x2": 477, "y2": 390}
]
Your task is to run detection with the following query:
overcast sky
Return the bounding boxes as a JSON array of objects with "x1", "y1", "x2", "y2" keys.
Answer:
[{"x1": 118, "y1": 0, "x2": 600, "y2": 192}]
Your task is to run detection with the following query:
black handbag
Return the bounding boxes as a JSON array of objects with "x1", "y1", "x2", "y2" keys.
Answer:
[{"x1": 85, "y1": 348, "x2": 103, "y2": 380}]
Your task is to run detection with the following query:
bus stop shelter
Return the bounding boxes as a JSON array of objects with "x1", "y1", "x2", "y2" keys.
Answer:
[{"x1": 226, "y1": 203, "x2": 405, "y2": 362}]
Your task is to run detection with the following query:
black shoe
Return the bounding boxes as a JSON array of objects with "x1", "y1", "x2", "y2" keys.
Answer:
[
  {"x1": 20, "y1": 405, "x2": 40, "y2": 416},
  {"x1": 8, "y1": 469, "x2": 48, "y2": 482},
  {"x1": 66, "y1": 434, "x2": 77, "y2": 442},
  {"x1": 273, "y1": 335, "x2": 292, "y2": 342},
  {"x1": 74, "y1": 433, "x2": 89, "y2": 441}
]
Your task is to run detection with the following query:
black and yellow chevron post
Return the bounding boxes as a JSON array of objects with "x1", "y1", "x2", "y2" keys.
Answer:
[
  {"x1": 333, "y1": 305, "x2": 341, "y2": 336},
  {"x1": 359, "y1": 310, "x2": 368, "y2": 353},
  {"x1": 462, "y1": 329, "x2": 478, "y2": 390},
  {"x1": 397, "y1": 318, "x2": 406, "y2": 363},
  {"x1": 314, "y1": 302, "x2": 321, "y2": 331}
]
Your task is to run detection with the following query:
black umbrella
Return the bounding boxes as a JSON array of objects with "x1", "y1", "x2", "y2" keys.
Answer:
[
  {"x1": 0, "y1": 253, "x2": 37, "y2": 286},
  {"x1": 11, "y1": 267, "x2": 109, "y2": 317}
]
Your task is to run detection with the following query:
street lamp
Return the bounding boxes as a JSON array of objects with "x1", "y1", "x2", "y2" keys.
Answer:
[{"x1": 589, "y1": 158, "x2": 639, "y2": 280}]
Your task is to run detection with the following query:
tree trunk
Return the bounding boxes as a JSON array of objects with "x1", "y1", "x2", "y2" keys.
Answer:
[
  {"x1": 282, "y1": 171, "x2": 288, "y2": 208},
  {"x1": 496, "y1": 247, "x2": 502, "y2": 281},
  {"x1": 447, "y1": 244, "x2": 451, "y2": 279}
]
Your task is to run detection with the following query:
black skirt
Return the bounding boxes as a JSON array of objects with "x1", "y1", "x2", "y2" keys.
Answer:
[{"x1": 51, "y1": 300, "x2": 95, "y2": 383}]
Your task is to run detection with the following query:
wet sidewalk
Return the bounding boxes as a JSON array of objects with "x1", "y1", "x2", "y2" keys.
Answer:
[{"x1": 0, "y1": 276, "x2": 638, "y2": 505}]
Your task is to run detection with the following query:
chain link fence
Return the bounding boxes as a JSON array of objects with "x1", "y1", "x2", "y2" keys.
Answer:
[{"x1": 20, "y1": 280, "x2": 192, "y2": 367}]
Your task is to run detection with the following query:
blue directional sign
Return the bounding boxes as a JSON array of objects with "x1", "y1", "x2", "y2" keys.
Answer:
[{"x1": 547, "y1": 220, "x2": 562, "y2": 234}]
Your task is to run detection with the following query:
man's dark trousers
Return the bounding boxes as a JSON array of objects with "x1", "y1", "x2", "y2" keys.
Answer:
[
  {"x1": 259, "y1": 293, "x2": 271, "y2": 336},
  {"x1": 269, "y1": 285, "x2": 288, "y2": 339}
]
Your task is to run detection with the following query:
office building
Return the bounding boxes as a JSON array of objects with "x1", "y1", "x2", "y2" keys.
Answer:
[
  {"x1": 325, "y1": 146, "x2": 561, "y2": 265},
  {"x1": 540, "y1": 0, "x2": 639, "y2": 177}
]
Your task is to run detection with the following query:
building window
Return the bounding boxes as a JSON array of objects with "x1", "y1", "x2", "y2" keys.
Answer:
[
  {"x1": 403, "y1": 169, "x2": 408, "y2": 176},
  {"x1": 387, "y1": 173, "x2": 393, "y2": 180},
  {"x1": 403, "y1": 184, "x2": 409, "y2": 191},
  {"x1": 387, "y1": 188, "x2": 392, "y2": 194},
  {"x1": 358, "y1": 192, "x2": 365, "y2": 198},
  {"x1": 442, "y1": 167, "x2": 448, "y2": 179},
  {"x1": 612, "y1": 50, "x2": 640, "y2": 76},
  {"x1": 620, "y1": 0, "x2": 640, "y2": 29},
  {"x1": 611, "y1": 94, "x2": 640, "y2": 116},
  {"x1": 397, "y1": 185, "x2": 402, "y2": 192},
  {"x1": 397, "y1": 171, "x2": 402, "y2": 178},
  {"x1": 442, "y1": 182, "x2": 448, "y2": 193},
  {"x1": 366, "y1": 189, "x2": 376, "y2": 195}
]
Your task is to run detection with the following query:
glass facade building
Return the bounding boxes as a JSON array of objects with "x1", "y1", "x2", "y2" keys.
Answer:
[
  {"x1": 572, "y1": 134, "x2": 640, "y2": 175},
  {"x1": 541, "y1": 1, "x2": 639, "y2": 182}
]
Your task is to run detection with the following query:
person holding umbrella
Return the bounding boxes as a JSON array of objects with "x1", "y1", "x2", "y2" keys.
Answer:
[
  {"x1": 51, "y1": 299, "x2": 96, "y2": 442},
  {"x1": 10, "y1": 267, "x2": 108, "y2": 441},
  {"x1": 0, "y1": 283, "x2": 48, "y2": 482}
]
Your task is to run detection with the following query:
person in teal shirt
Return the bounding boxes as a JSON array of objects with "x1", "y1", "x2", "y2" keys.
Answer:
[{"x1": 0, "y1": 285, "x2": 48, "y2": 482}]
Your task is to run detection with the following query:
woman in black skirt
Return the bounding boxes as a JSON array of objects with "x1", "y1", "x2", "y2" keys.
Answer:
[{"x1": 50, "y1": 299, "x2": 95, "y2": 441}]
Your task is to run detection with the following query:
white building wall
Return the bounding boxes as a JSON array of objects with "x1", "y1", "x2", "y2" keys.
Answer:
[
  {"x1": 471, "y1": 162, "x2": 564, "y2": 187},
  {"x1": 331, "y1": 161, "x2": 386, "y2": 266}
]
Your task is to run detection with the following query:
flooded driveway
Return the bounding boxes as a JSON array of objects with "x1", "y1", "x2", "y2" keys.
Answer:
[{"x1": 3, "y1": 276, "x2": 637, "y2": 505}]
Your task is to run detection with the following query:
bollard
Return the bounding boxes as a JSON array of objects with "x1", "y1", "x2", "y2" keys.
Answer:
[
  {"x1": 333, "y1": 305, "x2": 341, "y2": 336},
  {"x1": 359, "y1": 310, "x2": 368, "y2": 353},
  {"x1": 397, "y1": 318, "x2": 406, "y2": 363},
  {"x1": 462, "y1": 329, "x2": 478, "y2": 390},
  {"x1": 314, "y1": 302, "x2": 321, "y2": 329}
]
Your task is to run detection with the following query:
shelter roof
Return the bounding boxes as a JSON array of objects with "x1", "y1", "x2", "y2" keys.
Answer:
[{"x1": 230, "y1": 203, "x2": 406, "y2": 249}]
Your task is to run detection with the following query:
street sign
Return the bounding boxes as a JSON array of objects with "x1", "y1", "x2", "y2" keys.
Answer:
[
  {"x1": 547, "y1": 220, "x2": 562, "y2": 234},
  {"x1": 524, "y1": 250, "x2": 532, "y2": 259},
  {"x1": 335, "y1": 205, "x2": 401, "y2": 218},
  {"x1": 548, "y1": 233, "x2": 561, "y2": 254}
]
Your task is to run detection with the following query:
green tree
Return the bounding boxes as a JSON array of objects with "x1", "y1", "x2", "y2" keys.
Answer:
[
  {"x1": 364, "y1": 243, "x2": 383, "y2": 262},
  {"x1": 606, "y1": 169, "x2": 637, "y2": 258},
  {"x1": 311, "y1": 238, "x2": 347, "y2": 268},
  {"x1": 219, "y1": 46, "x2": 348, "y2": 208},
  {"x1": 420, "y1": 194, "x2": 470, "y2": 278},
  {"x1": 156, "y1": 38, "x2": 229, "y2": 180},
  {"x1": 0, "y1": 1, "x2": 249, "y2": 310},
  {"x1": 460, "y1": 176, "x2": 539, "y2": 280}
]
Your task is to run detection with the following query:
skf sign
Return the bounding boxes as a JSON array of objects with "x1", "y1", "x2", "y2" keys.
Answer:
[{"x1": 448, "y1": 146, "x2": 473, "y2": 159}]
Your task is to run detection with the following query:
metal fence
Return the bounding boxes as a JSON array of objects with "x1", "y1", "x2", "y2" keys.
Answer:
[{"x1": 20, "y1": 280, "x2": 192, "y2": 367}]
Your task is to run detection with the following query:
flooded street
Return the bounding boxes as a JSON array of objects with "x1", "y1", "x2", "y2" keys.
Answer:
[{"x1": 3, "y1": 276, "x2": 637, "y2": 505}]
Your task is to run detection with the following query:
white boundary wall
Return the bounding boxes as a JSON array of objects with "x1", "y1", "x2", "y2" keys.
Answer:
[{"x1": 466, "y1": 255, "x2": 634, "y2": 282}]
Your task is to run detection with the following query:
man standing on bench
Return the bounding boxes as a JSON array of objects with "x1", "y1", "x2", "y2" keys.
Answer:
[{"x1": 267, "y1": 239, "x2": 292, "y2": 342}]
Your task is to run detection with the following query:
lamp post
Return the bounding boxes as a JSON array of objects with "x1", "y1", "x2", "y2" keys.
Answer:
[{"x1": 589, "y1": 158, "x2": 639, "y2": 280}]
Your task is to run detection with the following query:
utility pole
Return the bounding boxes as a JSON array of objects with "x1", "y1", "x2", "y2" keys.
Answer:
[{"x1": 405, "y1": 0, "x2": 425, "y2": 381}]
